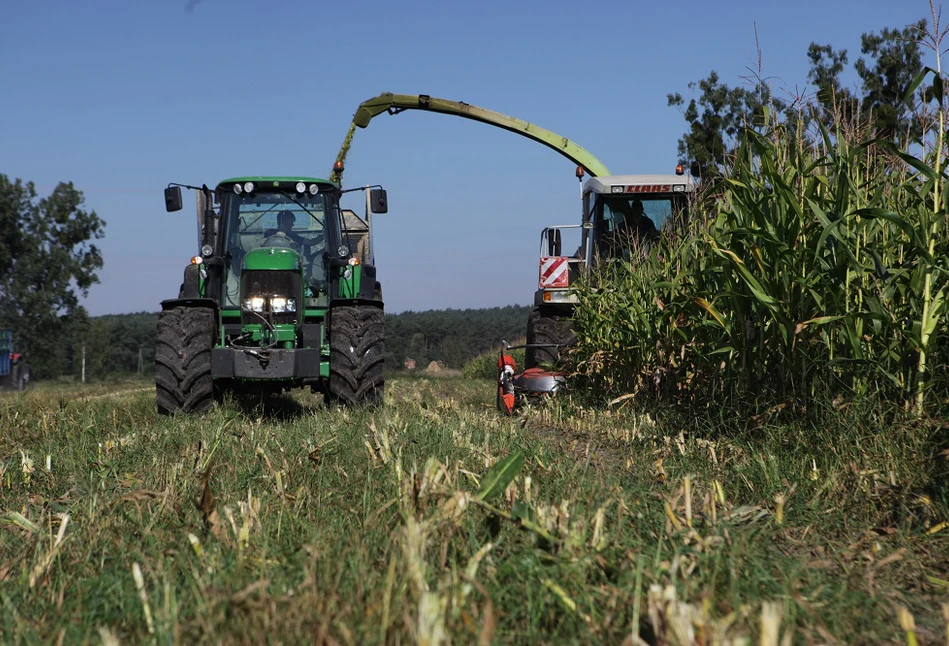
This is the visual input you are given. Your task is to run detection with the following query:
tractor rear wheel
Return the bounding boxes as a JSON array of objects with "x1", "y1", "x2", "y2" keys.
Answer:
[
  {"x1": 155, "y1": 307, "x2": 215, "y2": 415},
  {"x1": 328, "y1": 305, "x2": 385, "y2": 406},
  {"x1": 525, "y1": 308, "x2": 576, "y2": 369}
]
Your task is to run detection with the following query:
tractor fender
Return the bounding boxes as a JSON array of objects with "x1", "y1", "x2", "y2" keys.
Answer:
[
  {"x1": 160, "y1": 298, "x2": 219, "y2": 312},
  {"x1": 328, "y1": 297, "x2": 384, "y2": 309},
  {"x1": 178, "y1": 263, "x2": 201, "y2": 299}
]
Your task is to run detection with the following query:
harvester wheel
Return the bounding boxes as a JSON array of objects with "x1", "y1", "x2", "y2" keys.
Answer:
[
  {"x1": 155, "y1": 307, "x2": 215, "y2": 415},
  {"x1": 525, "y1": 308, "x2": 576, "y2": 369},
  {"x1": 328, "y1": 305, "x2": 385, "y2": 406}
]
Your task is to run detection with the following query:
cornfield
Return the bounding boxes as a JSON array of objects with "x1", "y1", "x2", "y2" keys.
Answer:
[{"x1": 572, "y1": 65, "x2": 949, "y2": 417}]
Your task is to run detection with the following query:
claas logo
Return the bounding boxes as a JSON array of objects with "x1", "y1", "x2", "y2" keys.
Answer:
[{"x1": 626, "y1": 184, "x2": 672, "y2": 193}]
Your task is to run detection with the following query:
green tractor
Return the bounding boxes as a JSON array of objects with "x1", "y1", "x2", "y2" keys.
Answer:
[{"x1": 156, "y1": 176, "x2": 387, "y2": 415}]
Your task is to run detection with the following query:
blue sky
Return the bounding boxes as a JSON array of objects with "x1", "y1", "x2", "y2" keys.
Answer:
[{"x1": 2, "y1": 0, "x2": 933, "y2": 315}]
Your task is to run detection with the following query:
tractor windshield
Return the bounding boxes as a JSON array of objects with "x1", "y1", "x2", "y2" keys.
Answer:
[
  {"x1": 221, "y1": 191, "x2": 329, "y2": 308},
  {"x1": 592, "y1": 194, "x2": 687, "y2": 260}
]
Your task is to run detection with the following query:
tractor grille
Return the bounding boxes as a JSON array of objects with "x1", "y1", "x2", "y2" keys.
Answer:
[{"x1": 241, "y1": 270, "x2": 301, "y2": 326}]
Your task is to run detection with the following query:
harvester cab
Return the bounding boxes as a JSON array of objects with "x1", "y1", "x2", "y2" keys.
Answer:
[
  {"x1": 525, "y1": 169, "x2": 697, "y2": 368},
  {"x1": 157, "y1": 177, "x2": 388, "y2": 415}
]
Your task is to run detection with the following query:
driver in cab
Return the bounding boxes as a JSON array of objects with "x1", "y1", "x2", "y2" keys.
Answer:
[{"x1": 264, "y1": 210, "x2": 318, "y2": 251}]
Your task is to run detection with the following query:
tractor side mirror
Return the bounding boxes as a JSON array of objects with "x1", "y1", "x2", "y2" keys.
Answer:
[
  {"x1": 547, "y1": 229, "x2": 562, "y2": 256},
  {"x1": 370, "y1": 188, "x2": 388, "y2": 214},
  {"x1": 164, "y1": 186, "x2": 183, "y2": 212}
]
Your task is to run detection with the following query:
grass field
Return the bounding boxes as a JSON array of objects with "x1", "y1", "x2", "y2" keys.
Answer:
[{"x1": 1, "y1": 377, "x2": 948, "y2": 644}]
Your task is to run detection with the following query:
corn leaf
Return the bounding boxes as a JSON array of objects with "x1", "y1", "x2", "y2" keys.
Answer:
[{"x1": 476, "y1": 451, "x2": 524, "y2": 502}]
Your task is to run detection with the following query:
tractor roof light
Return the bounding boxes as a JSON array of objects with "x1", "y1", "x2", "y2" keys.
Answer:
[
  {"x1": 201, "y1": 244, "x2": 213, "y2": 257},
  {"x1": 295, "y1": 182, "x2": 306, "y2": 194},
  {"x1": 308, "y1": 183, "x2": 320, "y2": 195},
  {"x1": 610, "y1": 185, "x2": 624, "y2": 193},
  {"x1": 676, "y1": 164, "x2": 685, "y2": 175},
  {"x1": 337, "y1": 245, "x2": 350, "y2": 258},
  {"x1": 233, "y1": 183, "x2": 243, "y2": 195},
  {"x1": 243, "y1": 181, "x2": 255, "y2": 193}
]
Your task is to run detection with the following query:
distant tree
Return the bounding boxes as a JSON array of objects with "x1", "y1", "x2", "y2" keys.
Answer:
[
  {"x1": 0, "y1": 175, "x2": 106, "y2": 378},
  {"x1": 853, "y1": 20, "x2": 927, "y2": 139},
  {"x1": 669, "y1": 20, "x2": 926, "y2": 172},
  {"x1": 666, "y1": 72, "x2": 788, "y2": 178},
  {"x1": 807, "y1": 43, "x2": 856, "y2": 121}
]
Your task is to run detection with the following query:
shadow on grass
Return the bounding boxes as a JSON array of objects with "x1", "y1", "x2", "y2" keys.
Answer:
[{"x1": 226, "y1": 391, "x2": 317, "y2": 422}]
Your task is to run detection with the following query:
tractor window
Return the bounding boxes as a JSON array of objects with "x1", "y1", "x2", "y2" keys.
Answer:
[
  {"x1": 592, "y1": 195, "x2": 684, "y2": 259},
  {"x1": 221, "y1": 191, "x2": 329, "y2": 308}
]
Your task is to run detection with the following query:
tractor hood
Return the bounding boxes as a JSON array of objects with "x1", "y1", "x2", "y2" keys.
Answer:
[{"x1": 242, "y1": 247, "x2": 303, "y2": 272}]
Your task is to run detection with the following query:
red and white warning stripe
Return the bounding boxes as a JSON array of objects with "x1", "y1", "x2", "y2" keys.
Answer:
[{"x1": 538, "y1": 256, "x2": 569, "y2": 288}]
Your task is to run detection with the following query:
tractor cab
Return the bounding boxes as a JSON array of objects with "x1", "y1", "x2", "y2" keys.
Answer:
[{"x1": 218, "y1": 179, "x2": 334, "y2": 311}]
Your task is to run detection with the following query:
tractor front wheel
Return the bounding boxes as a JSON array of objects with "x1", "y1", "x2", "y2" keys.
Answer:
[
  {"x1": 328, "y1": 305, "x2": 385, "y2": 406},
  {"x1": 525, "y1": 308, "x2": 576, "y2": 369},
  {"x1": 155, "y1": 307, "x2": 215, "y2": 415}
]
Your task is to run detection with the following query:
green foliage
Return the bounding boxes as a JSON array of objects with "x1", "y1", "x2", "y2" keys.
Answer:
[
  {"x1": 667, "y1": 71, "x2": 787, "y2": 178},
  {"x1": 76, "y1": 313, "x2": 159, "y2": 379},
  {"x1": 462, "y1": 342, "x2": 526, "y2": 380},
  {"x1": 0, "y1": 175, "x2": 105, "y2": 378},
  {"x1": 854, "y1": 20, "x2": 927, "y2": 139},
  {"x1": 475, "y1": 450, "x2": 525, "y2": 501}
]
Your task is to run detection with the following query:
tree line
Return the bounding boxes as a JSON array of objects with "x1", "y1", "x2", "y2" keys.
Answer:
[
  {"x1": 385, "y1": 305, "x2": 531, "y2": 370},
  {"x1": 1, "y1": 307, "x2": 532, "y2": 381}
]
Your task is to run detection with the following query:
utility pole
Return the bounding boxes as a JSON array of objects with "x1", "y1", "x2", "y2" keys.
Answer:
[{"x1": 81, "y1": 345, "x2": 86, "y2": 384}]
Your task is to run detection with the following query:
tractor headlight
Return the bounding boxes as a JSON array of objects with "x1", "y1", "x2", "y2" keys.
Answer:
[
  {"x1": 270, "y1": 297, "x2": 296, "y2": 313},
  {"x1": 242, "y1": 296, "x2": 266, "y2": 312},
  {"x1": 295, "y1": 182, "x2": 306, "y2": 194},
  {"x1": 233, "y1": 183, "x2": 243, "y2": 195},
  {"x1": 308, "y1": 183, "x2": 320, "y2": 195},
  {"x1": 201, "y1": 244, "x2": 213, "y2": 257},
  {"x1": 243, "y1": 181, "x2": 255, "y2": 194}
]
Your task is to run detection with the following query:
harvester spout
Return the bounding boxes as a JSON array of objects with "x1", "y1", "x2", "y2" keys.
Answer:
[{"x1": 331, "y1": 92, "x2": 611, "y2": 186}]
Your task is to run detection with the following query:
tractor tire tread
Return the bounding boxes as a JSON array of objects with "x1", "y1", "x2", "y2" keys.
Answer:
[
  {"x1": 155, "y1": 307, "x2": 214, "y2": 415},
  {"x1": 328, "y1": 305, "x2": 385, "y2": 406},
  {"x1": 525, "y1": 308, "x2": 576, "y2": 369}
]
